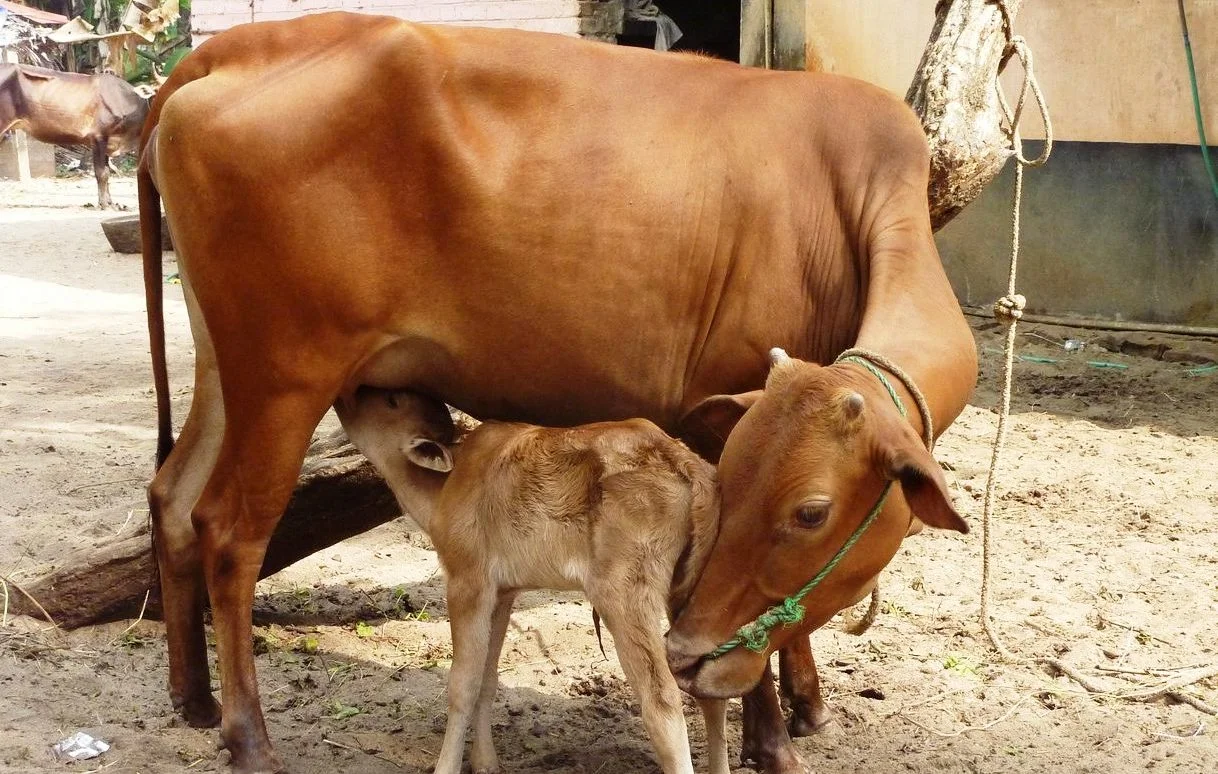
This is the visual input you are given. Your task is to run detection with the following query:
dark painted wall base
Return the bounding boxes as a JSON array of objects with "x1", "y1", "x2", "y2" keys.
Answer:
[{"x1": 936, "y1": 140, "x2": 1218, "y2": 327}]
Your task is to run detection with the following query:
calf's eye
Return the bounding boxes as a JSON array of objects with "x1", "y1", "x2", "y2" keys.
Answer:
[{"x1": 794, "y1": 502, "x2": 830, "y2": 529}]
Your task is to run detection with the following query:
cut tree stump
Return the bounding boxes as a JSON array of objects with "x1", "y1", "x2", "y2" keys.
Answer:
[{"x1": 8, "y1": 429, "x2": 402, "y2": 629}]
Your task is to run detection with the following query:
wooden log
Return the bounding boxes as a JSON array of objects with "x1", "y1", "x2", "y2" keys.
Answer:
[
  {"x1": 8, "y1": 430, "x2": 402, "y2": 629},
  {"x1": 908, "y1": 0, "x2": 1026, "y2": 231}
]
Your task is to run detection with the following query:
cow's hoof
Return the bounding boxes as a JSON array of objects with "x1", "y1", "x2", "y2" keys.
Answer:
[
  {"x1": 225, "y1": 744, "x2": 285, "y2": 774},
  {"x1": 787, "y1": 705, "x2": 832, "y2": 738},
  {"x1": 742, "y1": 748, "x2": 809, "y2": 774},
  {"x1": 174, "y1": 694, "x2": 222, "y2": 728}
]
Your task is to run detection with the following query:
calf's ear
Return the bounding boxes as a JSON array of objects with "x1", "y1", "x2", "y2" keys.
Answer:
[
  {"x1": 403, "y1": 437, "x2": 454, "y2": 473},
  {"x1": 679, "y1": 391, "x2": 762, "y2": 463},
  {"x1": 885, "y1": 441, "x2": 969, "y2": 534}
]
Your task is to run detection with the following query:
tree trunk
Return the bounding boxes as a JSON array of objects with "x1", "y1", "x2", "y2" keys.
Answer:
[
  {"x1": 9, "y1": 2, "x2": 1030, "y2": 628},
  {"x1": 7, "y1": 430, "x2": 403, "y2": 629},
  {"x1": 909, "y1": 0, "x2": 1023, "y2": 231}
]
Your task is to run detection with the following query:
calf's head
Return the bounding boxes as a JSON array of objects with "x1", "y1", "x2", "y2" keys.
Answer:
[
  {"x1": 334, "y1": 387, "x2": 458, "y2": 476},
  {"x1": 668, "y1": 352, "x2": 968, "y2": 698}
]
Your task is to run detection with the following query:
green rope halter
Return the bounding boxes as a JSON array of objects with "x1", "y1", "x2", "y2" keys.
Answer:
[{"x1": 705, "y1": 352, "x2": 906, "y2": 659}]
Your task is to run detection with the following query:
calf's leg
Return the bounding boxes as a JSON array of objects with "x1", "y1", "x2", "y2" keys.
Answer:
[
  {"x1": 435, "y1": 577, "x2": 498, "y2": 774},
  {"x1": 778, "y1": 638, "x2": 831, "y2": 737},
  {"x1": 470, "y1": 591, "x2": 516, "y2": 774},
  {"x1": 697, "y1": 698, "x2": 730, "y2": 774},
  {"x1": 594, "y1": 592, "x2": 695, "y2": 774}
]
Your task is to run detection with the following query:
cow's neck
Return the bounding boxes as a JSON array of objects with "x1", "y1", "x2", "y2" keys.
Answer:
[{"x1": 846, "y1": 244, "x2": 977, "y2": 443}]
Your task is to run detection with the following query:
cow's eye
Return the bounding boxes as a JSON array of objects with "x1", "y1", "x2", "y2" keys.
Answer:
[{"x1": 794, "y1": 501, "x2": 830, "y2": 529}]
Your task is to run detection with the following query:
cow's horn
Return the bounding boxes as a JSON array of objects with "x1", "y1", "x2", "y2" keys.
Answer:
[{"x1": 769, "y1": 347, "x2": 791, "y2": 367}]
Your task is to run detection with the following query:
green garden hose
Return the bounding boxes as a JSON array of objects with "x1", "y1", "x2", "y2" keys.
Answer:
[{"x1": 1178, "y1": 0, "x2": 1218, "y2": 203}]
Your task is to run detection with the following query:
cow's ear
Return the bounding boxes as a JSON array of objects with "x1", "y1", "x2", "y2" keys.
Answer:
[
  {"x1": 679, "y1": 391, "x2": 762, "y2": 463},
  {"x1": 885, "y1": 441, "x2": 968, "y2": 534},
  {"x1": 403, "y1": 437, "x2": 453, "y2": 473}
]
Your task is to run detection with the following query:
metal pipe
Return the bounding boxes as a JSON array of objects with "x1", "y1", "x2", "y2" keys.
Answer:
[{"x1": 962, "y1": 307, "x2": 1218, "y2": 338}]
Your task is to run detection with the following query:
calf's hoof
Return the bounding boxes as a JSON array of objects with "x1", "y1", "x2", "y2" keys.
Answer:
[{"x1": 173, "y1": 693, "x2": 222, "y2": 728}]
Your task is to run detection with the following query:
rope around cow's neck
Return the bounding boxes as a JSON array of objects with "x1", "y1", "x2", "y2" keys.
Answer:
[{"x1": 705, "y1": 350, "x2": 930, "y2": 658}]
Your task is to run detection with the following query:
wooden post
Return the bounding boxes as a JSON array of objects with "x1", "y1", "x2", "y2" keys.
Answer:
[{"x1": 741, "y1": 0, "x2": 805, "y2": 70}]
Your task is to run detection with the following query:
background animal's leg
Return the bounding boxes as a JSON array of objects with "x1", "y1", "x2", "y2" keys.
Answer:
[
  {"x1": 740, "y1": 664, "x2": 807, "y2": 774},
  {"x1": 92, "y1": 140, "x2": 111, "y2": 209},
  {"x1": 696, "y1": 698, "x2": 730, "y2": 774},
  {"x1": 436, "y1": 578, "x2": 498, "y2": 774},
  {"x1": 469, "y1": 590, "x2": 515, "y2": 774},
  {"x1": 594, "y1": 593, "x2": 695, "y2": 774},
  {"x1": 195, "y1": 390, "x2": 331, "y2": 774},
  {"x1": 778, "y1": 638, "x2": 832, "y2": 737},
  {"x1": 148, "y1": 356, "x2": 224, "y2": 728}
]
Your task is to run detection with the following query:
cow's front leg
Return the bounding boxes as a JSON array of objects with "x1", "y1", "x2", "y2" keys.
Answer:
[
  {"x1": 740, "y1": 663, "x2": 808, "y2": 774},
  {"x1": 92, "y1": 140, "x2": 112, "y2": 209},
  {"x1": 778, "y1": 638, "x2": 832, "y2": 737}
]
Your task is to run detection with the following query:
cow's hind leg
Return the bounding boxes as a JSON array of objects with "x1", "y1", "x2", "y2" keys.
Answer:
[
  {"x1": 149, "y1": 290, "x2": 225, "y2": 727},
  {"x1": 196, "y1": 388, "x2": 333, "y2": 774},
  {"x1": 93, "y1": 140, "x2": 112, "y2": 209},
  {"x1": 778, "y1": 638, "x2": 831, "y2": 737}
]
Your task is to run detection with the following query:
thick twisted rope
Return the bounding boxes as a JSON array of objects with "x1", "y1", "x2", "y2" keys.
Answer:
[
  {"x1": 979, "y1": 8, "x2": 1216, "y2": 715},
  {"x1": 837, "y1": 349, "x2": 935, "y2": 450}
]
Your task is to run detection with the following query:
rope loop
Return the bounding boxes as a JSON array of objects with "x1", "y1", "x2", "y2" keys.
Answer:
[{"x1": 997, "y1": 27, "x2": 1053, "y2": 168}]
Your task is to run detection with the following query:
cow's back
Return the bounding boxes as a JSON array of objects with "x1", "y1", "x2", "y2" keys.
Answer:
[{"x1": 148, "y1": 12, "x2": 918, "y2": 430}]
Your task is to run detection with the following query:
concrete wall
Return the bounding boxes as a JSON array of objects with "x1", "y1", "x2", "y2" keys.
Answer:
[
  {"x1": 938, "y1": 140, "x2": 1218, "y2": 326},
  {"x1": 806, "y1": 1, "x2": 1218, "y2": 326},
  {"x1": 806, "y1": 0, "x2": 1218, "y2": 146},
  {"x1": 193, "y1": 0, "x2": 620, "y2": 45}
]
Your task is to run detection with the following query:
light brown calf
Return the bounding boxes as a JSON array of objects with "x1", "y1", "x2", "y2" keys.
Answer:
[{"x1": 336, "y1": 388, "x2": 730, "y2": 774}]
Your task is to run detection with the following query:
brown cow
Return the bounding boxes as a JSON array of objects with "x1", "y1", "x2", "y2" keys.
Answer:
[
  {"x1": 139, "y1": 12, "x2": 976, "y2": 774},
  {"x1": 0, "y1": 63, "x2": 148, "y2": 208},
  {"x1": 335, "y1": 388, "x2": 728, "y2": 774}
]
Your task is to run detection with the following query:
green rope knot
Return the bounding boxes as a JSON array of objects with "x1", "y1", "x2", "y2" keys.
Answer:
[{"x1": 738, "y1": 597, "x2": 806, "y2": 652}]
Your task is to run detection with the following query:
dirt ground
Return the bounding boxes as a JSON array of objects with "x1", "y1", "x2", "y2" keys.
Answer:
[{"x1": 1, "y1": 177, "x2": 1216, "y2": 774}]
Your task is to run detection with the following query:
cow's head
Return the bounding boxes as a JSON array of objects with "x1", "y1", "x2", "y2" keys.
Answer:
[{"x1": 667, "y1": 350, "x2": 968, "y2": 698}]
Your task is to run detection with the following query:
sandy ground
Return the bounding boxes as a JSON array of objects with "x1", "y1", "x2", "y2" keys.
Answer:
[{"x1": 1, "y1": 177, "x2": 1216, "y2": 774}]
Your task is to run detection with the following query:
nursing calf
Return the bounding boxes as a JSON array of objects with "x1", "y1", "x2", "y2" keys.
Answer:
[{"x1": 336, "y1": 389, "x2": 729, "y2": 774}]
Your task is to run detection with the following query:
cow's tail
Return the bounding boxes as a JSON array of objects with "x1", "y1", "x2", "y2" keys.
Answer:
[{"x1": 139, "y1": 145, "x2": 173, "y2": 470}]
